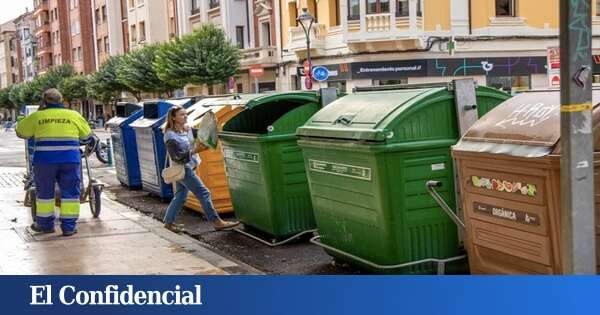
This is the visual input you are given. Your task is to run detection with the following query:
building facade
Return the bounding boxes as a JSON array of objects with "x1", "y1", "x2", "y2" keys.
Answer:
[
  {"x1": 0, "y1": 22, "x2": 20, "y2": 89},
  {"x1": 92, "y1": 0, "x2": 127, "y2": 67},
  {"x1": 14, "y1": 12, "x2": 37, "y2": 83},
  {"x1": 127, "y1": 0, "x2": 170, "y2": 50},
  {"x1": 68, "y1": 0, "x2": 96, "y2": 74},
  {"x1": 274, "y1": 0, "x2": 600, "y2": 94}
]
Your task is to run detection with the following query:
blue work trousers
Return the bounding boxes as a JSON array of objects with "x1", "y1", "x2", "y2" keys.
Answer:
[{"x1": 34, "y1": 163, "x2": 81, "y2": 232}]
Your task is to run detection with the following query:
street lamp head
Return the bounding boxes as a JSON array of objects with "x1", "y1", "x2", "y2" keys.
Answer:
[{"x1": 296, "y1": 7, "x2": 315, "y2": 29}]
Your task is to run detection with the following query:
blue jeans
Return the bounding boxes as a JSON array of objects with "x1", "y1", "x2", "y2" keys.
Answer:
[{"x1": 163, "y1": 166, "x2": 219, "y2": 224}]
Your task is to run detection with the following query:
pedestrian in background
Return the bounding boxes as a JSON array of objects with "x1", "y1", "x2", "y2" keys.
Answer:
[
  {"x1": 162, "y1": 105, "x2": 239, "y2": 233},
  {"x1": 16, "y1": 89, "x2": 93, "y2": 236}
]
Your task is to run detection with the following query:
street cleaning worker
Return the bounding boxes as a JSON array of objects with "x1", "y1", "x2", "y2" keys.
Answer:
[
  {"x1": 162, "y1": 105, "x2": 239, "y2": 233},
  {"x1": 16, "y1": 88, "x2": 93, "y2": 236}
]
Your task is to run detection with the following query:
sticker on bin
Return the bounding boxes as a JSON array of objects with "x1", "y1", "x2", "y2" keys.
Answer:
[
  {"x1": 471, "y1": 175, "x2": 537, "y2": 197},
  {"x1": 474, "y1": 202, "x2": 540, "y2": 226},
  {"x1": 309, "y1": 159, "x2": 372, "y2": 181},
  {"x1": 224, "y1": 150, "x2": 259, "y2": 163},
  {"x1": 431, "y1": 163, "x2": 445, "y2": 171}
]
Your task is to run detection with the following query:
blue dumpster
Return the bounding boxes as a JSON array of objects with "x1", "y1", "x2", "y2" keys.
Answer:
[
  {"x1": 130, "y1": 98, "x2": 195, "y2": 199},
  {"x1": 107, "y1": 102, "x2": 143, "y2": 188}
]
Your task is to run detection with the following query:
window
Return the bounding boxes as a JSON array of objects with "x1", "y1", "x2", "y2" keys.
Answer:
[
  {"x1": 397, "y1": 0, "x2": 421, "y2": 17},
  {"x1": 71, "y1": 20, "x2": 80, "y2": 36},
  {"x1": 495, "y1": 0, "x2": 515, "y2": 17},
  {"x1": 97, "y1": 39, "x2": 103, "y2": 53},
  {"x1": 130, "y1": 24, "x2": 137, "y2": 42},
  {"x1": 327, "y1": 81, "x2": 347, "y2": 93},
  {"x1": 597, "y1": 0, "x2": 600, "y2": 16},
  {"x1": 104, "y1": 36, "x2": 110, "y2": 53},
  {"x1": 102, "y1": 5, "x2": 107, "y2": 21},
  {"x1": 373, "y1": 78, "x2": 408, "y2": 85},
  {"x1": 95, "y1": 8, "x2": 100, "y2": 23},
  {"x1": 209, "y1": 0, "x2": 220, "y2": 9},
  {"x1": 138, "y1": 0, "x2": 144, "y2": 5},
  {"x1": 235, "y1": 26, "x2": 244, "y2": 48},
  {"x1": 261, "y1": 22, "x2": 271, "y2": 47},
  {"x1": 70, "y1": 0, "x2": 78, "y2": 10},
  {"x1": 128, "y1": 0, "x2": 135, "y2": 9},
  {"x1": 191, "y1": 0, "x2": 200, "y2": 14},
  {"x1": 366, "y1": 0, "x2": 389, "y2": 14},
  {"x1": 348, "y1": 0, "x2": 359, "y2": 20},
  {"x1": 236, "y1": 83, "x2": 243, "y2": 93},
  {"x1": 139, "y1": 21, "x2": 146, "y2": 42},
  {"x1": 487, "y1": 75, "x2": 530, "y2": 94}
]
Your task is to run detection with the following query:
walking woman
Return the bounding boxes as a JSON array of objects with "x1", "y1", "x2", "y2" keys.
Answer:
[{"x1": 162, "y1": 105, "x2": 239, "y2": 233}]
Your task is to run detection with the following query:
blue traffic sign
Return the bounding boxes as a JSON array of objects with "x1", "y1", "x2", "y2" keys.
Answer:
[{"x1": 312, "y1": 66, "x2": 330, "y2": 82}]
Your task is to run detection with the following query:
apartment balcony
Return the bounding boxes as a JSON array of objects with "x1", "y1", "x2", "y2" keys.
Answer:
[
  {"x1": 33, "y1": 0, "x2": 49, "y2": 17},
  {"x1": 345, "y1": 13, "x2": 424, "y2": 52},
  {"x1": 36, "y1": 44, "x2": 52, "y2": 57},
  {"x1": 241, "y1": 46, "x2": 278, "y2": 68},
  {"x1": 35, "y1": 22, "x2": 50, "y2": 37},
  {"x1": 287, "y1": 23, "x2": 327, "y2": 58}
]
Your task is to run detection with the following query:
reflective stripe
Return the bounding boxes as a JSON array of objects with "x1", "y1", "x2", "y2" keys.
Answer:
[
  {"x1": 60, "y1": 215, "x2": 79, "y2": 219},
  {"x1": 60, "y1": 200, "x2": 80, "y2": 217},
  {"x1": 36, "y1": 137, "x2": 80, "y2": 142},
  {"x1": 35, "y1": 145, "x2": 80, "y2": 151},
  {"x1": 36, "y1": 199, "x2": 55, "y2": 215},
  {"x1": 36, "y1": 140, "x2": 80, "y2": 147},
  {"x1": 61, "y1": 198, "x2": 80, "y2": 202},
  {"x1": 36, "y1": 212, "x2": 55, "y2": 218}
]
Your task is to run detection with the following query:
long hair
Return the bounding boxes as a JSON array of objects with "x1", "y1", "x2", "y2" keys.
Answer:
[{"x1": 162, "y1": 105, "x2": 185, "y2": 133}]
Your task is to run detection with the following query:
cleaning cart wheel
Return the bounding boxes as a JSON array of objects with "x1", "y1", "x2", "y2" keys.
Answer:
[
  {"x1": 29, "y1": 189, "x2": 37, "y2": 221},
  {"x1": 89, "y1": 185, "x2": 102, "y2": 218}
]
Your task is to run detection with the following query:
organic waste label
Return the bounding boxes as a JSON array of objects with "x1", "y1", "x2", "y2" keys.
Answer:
[
  {"x1": 474, "y1": 202, "x2": 540, "y2": 226},
  {"x1": 471, "y1": 175, "x2": 537, "y2": 197},
  {"x1": 224, "y1": 150, "x2": 259, "y2": 163},
  {"x1": 309, "y1": 159, "x2": 372, "y2": 181}
]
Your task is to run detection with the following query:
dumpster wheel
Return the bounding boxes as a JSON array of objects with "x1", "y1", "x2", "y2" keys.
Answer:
[
  {"x1": 310, "y1": 235, "x2": 466, "y2": 275},
  {"x1": 233, "y1": 226, "x2": 318, "y2": 247}
]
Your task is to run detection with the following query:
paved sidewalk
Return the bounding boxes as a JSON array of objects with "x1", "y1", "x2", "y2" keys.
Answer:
[{"x1": 0, "y1": 167, "x2": 256, "y2": 275}]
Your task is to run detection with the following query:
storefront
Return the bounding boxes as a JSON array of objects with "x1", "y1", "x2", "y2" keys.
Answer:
[{"x1": 296, "y1": 56, "x2": 547, "y2": 93}]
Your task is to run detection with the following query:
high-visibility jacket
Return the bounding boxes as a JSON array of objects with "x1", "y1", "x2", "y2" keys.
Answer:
[{"x1": 16, "y1": 104, "x2": 91, "y2": 164}]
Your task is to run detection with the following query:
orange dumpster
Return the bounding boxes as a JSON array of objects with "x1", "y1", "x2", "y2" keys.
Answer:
[{"x1": 183, "y1": 97, "x2": 245, "y2": 215}]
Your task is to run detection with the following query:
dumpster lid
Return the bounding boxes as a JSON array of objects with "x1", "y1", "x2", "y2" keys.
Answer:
[
  {"x1": 130, "y1": 117, "x2": 162, "y2": 128},
  {"x1": 454, "y1": 90, "x2": 600, "y2": 157},
  {"x1": 205, "y1": 92, "x2": 318, "y2": 109},
  {"x1": 297, "y1": 88, "x2": 442, "y2": 141},
  {"x1": 106, "y1": 116, "x2": 128, "y2": 127}
]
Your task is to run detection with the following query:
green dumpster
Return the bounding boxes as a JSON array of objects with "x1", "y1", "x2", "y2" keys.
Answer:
[
  {"x1": 297, "y1": 82, "x2": 510, "y2": 273},
  {"x1": 219, "y1": 92, "x2": 327, "y2": 238}
]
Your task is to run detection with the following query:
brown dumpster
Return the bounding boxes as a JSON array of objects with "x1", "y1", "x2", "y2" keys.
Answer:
[
  {"x1": 452, "y1": 90, "x2": 600, "y2": 274},
  {"x1": 183, "y1": 97, "x2": 244, "y2": 214}
]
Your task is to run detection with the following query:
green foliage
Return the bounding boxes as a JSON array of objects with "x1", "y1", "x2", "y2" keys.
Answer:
[
  {"x1": 19, "y1": 81, "x2": 40, "y2": 105},
  {"x1": 0, "y1": 88, "x2": 11, "y2": 109},
  {"x1": 8, "y1": 84, "x2": 23, "y2": 108},
  {"x1": 35, "y1": 64, "x2": 75, "y2": 94},
  {"x1": 59, "y1": 75, "x2": 89, "y2": 104},
  {"x1": 117, "y1": 44, "x2": 176, "y2": 95},
  {"x1": 154, "y1": 24, "x2": 241, "y2": 87},
  {"x1": 88, "y1": 55, "x2": 136, "y2": 103}
]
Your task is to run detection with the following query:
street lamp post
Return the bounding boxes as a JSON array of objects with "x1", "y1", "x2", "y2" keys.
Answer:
[{"x1": 297, "y1": 8, "x2": 315, "y2": 89}]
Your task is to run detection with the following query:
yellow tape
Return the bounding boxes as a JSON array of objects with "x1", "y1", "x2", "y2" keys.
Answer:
[{"x1": 561, "y1": 103, "x2": 593, "y2": 112}]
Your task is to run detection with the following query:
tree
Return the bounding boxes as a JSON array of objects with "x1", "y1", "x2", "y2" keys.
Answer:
[
  {"x1": 35, "y1": 64, "x2": 75, "y2": 95},
  {"x1": 0, "y1": 88, "x2": 11, "y2": 109},
  {"x1": 19, "y1": 81, "x2": 40, "y2": 105},
  {"x1": 154, "y1": 24, "x2": 241, "y2": 88},
  {"x1": 59, "y1": 75, "x2": 89, "y2": 106},
  {"x1": 117, "y1": 44, "x2": 176, "y2": 97},
  {"x1": 88, "y1": 55, "x2": 138, "y2": 102},
  {"x1": 8, "y1": 84, "x2": 23, "y2": 108}
]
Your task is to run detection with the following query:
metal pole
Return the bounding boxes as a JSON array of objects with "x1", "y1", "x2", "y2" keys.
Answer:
[
  {"x1": 254, "y1": 77, "x2": 259, "y2": 93},
  {"x1": 106, "y1": 138, "x2": 114, "y2": 167},
  {"x1": 559, "y1": 0, "x2": 596, "y2": 274}
]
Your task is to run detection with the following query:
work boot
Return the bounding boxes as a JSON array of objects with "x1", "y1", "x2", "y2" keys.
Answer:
[
  {"x1": 62, "y1": 229, "x2": 78, "y2": 237},
  {"x1": 164, "y1": 223, "x2": 185, "y2": 234},
  {"x1": 30, "y1": 223, "x2": 55, "y2": 234},
  {"x1": 213, "y1": 219, "x2": 240, "y2": 231}
]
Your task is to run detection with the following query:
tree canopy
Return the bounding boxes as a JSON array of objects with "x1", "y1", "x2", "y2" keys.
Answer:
[
  {"x1": 154, "y1": 24, "x2": 241, "y2": 87},
  {"x1": 58, "y1": 75, "x2": 89, "y2": 105},
  {"x1": 117, "y1": 44, "x2": 177, "y2": 97}
]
